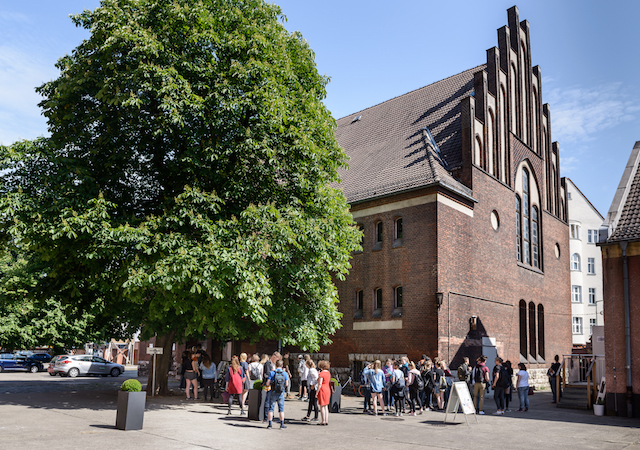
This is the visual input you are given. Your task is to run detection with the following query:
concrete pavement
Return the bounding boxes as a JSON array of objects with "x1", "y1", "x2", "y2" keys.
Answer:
[{"x1": 0, "y1": 369, "x2": 638, "y2": 449}]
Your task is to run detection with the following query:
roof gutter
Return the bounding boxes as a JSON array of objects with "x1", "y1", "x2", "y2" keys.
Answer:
[{"x1": 347, "y1": 180, "x2": 478, "y2": 208}]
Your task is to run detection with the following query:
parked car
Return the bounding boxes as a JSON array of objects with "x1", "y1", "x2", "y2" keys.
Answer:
[
  {"x1": 0, "y1": 354, "x2": 44, "y2": 373},
  {"x1": 28, "y1": 353, "x2": 52, "y2": 363},
  {"x1": 51, "y1": 355, "x2": 124, "y2": 378},
  {"x1": 47, "y1": 355, "x2": 66, "y2": 376}
]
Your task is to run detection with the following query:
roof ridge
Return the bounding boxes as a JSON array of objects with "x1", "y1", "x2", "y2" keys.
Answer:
[{"x1": 336, "y1": 64, "x2": 486, "y2": 121}]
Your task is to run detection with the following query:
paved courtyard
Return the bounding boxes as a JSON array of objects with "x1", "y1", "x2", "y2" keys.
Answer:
[{"x1": 1, "y1": 368, "x2": 638, "y2": 449}]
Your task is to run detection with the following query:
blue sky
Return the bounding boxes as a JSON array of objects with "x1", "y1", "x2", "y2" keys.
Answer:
[{"x1": 0, "y1": 1, "x2": 638, "y2": 217}]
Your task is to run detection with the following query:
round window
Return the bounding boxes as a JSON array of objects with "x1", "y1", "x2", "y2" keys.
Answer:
[{"x1": 490, "y1": 210, "x2": 500, "y2": 231}]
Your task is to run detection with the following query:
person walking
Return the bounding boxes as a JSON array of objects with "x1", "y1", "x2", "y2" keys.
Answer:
[
  {"x1": 265, "y1": 359, "x2": 289, "y2": 429},
  {"x1": 184, "y1": 351, "x2": 199, "y2": 400},
  {"x1": 548, "y1": 355, "x2": 562, "y2": 403},
  {"x1": 364, "y1": 360, "x2": 386, "y2": 416},
  {"x1": 316, "y1": 360, "x2": 332, "y2": 425},
  {"x1": 302, "y1": 359, "x2": 319, "y2": 422},
  {"x1": 199, "y1": 353, "x2": 217, "y2": 402},
  {"x1": 516, "y1": 363, "x2": 530, "y2": 412},
  {"x1": 472, "y1": 355, "x2": 490, "y2": 415},
  {"x1": 239, "y1": 353, "x2": 251, "y2": 409},
  {"x1": 262, "y1": 351, "x2": 280, "y2": 421},
  {"x1": 225, "y1": 355, "x2": 246, "y2": 415},
  {"x1": 492, "y1": 357, "x2": 507, "y2": 415},
  {"x1": 407, "y1": 361, "x2": 424, "y2": 415}
]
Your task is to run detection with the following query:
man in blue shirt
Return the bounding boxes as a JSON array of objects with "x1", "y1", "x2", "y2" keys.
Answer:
[{"x1": 266, "y1": 359, "x2": 289, "y2": 429}]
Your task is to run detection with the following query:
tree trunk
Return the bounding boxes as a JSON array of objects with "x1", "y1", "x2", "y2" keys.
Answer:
[{"x1": 146, "y1": 330, "x2": 177, "y2": 396}]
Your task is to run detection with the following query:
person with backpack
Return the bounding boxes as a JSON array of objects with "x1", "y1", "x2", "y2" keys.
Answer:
[
  {"x1": 248, "y1": 353, "x2": 263, "y2": 387},
  {"x1": 491, "y1": 357, "x2": 508, "y2": 415},
  {"x1": 364, "y1": 360, "x2": 386, "y2": 416},
  {"x1": 225, "y1": 356, "x2": 246, "y2": 414},
  {"x1": 262, "y1": 351, "x2": 280, "y2": 422},
  {"x1": 382, "y1": 359, "x2": 394, "y2": 412},
  {"x1": 360, "y1": 362, "x2": 372, "y2": 414},
  {"x1": 439, "y1": 360, "x2": 453, "y2": 407},
  {"x1": 472, "y1": 355, "x2": 490, "y2": 415},
  {"x1": 390, "y1": 360, "x2": 406, "y2": 416},
  {"x1": 265, "y1": 358, "x2": 289, "y2": 429},
  {"x1": 407, "y1": 361, "x2": 424, "y2": 415},
  {"x1": 457, "y1": 357, "x2": 472, "y2": 387},
  {"x1": 548, "y1": 354, "x2": 562, "y2": 403},
  {"x1": 239, "y1": 353, "x2": 251, "y2": 409}
]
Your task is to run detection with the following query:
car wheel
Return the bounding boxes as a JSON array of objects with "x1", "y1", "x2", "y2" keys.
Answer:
[
  {"x1": 110, "y1": 368, "x2": 121, "y2": 377},
  {"x1": 49, "y1": 372, "x2": 56, "y2": 376},
  {"x1": 0, "y1": 366, "x2": 3, "y2": 373},
  {"x1": 29, "y1": 365, "x2": 39, "y2": 373},
  {"x1": 68, "y1": 367, "x2": 80, "y2": 378}
]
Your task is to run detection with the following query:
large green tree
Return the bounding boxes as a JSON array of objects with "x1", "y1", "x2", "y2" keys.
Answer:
[{"x1": 1, "y1": 0, "x2": 360, "y2": 392}]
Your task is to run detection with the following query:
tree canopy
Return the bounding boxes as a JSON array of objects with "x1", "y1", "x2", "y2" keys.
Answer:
[{"x1": 0, "y1": 0, "x2": 360, "y2": 358}]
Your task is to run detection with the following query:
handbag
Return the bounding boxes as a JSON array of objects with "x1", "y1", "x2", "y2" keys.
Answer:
[{"x1": 528, "y1": 386, "x2": 534, "y2": 395}]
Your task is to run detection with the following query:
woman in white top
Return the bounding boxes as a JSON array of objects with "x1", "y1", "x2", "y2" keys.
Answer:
[
  {"x1": 302, "y1": 359, "x2": 319, "y2": 422},
  {"x1": 516, "y1": 363, "x2": 530, "y2": 412},
  {"x1": 247, "y1": 354, "x2": 263, "y2": 387}
]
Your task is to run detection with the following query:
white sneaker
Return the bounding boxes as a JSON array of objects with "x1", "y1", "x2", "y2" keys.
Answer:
[{"x1": 478, "y1": 411, "x2": 485, "y2": 415}]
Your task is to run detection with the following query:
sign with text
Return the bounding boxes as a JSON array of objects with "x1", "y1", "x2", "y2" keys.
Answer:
[
  {"x1": 147, "y1": 347, "x2": 164, "y2": 355},
  {"x1": 444, "y1": 382, "x2": 478, "y2": 425}
]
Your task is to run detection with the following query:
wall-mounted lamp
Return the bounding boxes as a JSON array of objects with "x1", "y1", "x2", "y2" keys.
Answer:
[
  {"x1": 436, "y1": 292, "x2": 444, "y2": 308},
  {"x1": 470, "y1": 315, "x2": 477, "y2": 330}
]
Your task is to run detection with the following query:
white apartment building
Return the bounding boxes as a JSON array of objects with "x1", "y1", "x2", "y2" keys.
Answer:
[{"x1": 563, "y1": 178, "x2": 604, "y2": 346}]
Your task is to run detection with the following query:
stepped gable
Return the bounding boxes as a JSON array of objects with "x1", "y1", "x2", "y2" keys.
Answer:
[{"x1": 335, "y1": 65, "x2": 484, "y2": 204}]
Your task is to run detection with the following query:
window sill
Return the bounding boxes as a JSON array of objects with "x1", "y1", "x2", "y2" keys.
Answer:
[
  {"x1": 372, "y1": 309, "x2": 382, "y2": 319},
  {"x1": 391, "y1": 307, "x2": 403, "y2": 318},
  {"x1": 392, "y1": 239, "x2": 403, "y2": 248},
  {"x1": 372, "y1": 242, "x2": 382, "y2": 251},
  {"x1": 353, "y1": 310, "x2": 363, "y2": 320},
  {"x1": 517, "y1": 262, "x2": 544, "y2": 275}
]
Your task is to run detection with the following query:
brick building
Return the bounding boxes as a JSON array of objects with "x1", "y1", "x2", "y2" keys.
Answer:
[
  {"x1": 318, "y1": 6, "x2": 572, "y2": 376},
  {"x1": 600, "y1": 141, "x2": 640, "y2": 417}
]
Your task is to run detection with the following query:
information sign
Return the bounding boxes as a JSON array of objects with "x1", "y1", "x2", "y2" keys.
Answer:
[{"x1": 444, "y1": 381, "x2": 478, "y2": 425}]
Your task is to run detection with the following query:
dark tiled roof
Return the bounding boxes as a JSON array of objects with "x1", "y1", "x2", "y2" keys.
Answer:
[
  {"x1": 335, "y1": 65, "x2": 484, "y2": 204},
  {"x1": 609, "y1": 143, "x2": 640, "y2": 242}
]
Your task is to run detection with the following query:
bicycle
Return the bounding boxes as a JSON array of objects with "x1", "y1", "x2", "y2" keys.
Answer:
[{"x1": 341, "y1": 376, "x2": 364, "y2": 397}]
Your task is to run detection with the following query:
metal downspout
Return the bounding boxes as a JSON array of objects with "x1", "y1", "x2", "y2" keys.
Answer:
[{"x1": 620, "y1": 241, "x2": 633, "y2": 417}]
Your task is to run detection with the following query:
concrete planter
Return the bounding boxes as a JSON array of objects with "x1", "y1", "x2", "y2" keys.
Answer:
[
  {"x1": 116, "y1": 391, "x2": 146, "y2": 430},
  {"x1": 247, "y1": 389, "x2": 262, "y2": 420}
]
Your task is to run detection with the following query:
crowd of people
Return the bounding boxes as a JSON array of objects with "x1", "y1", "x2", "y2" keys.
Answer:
[
  {"x1": 356, "y1": 354, "x2": 535, "y2": 417},
  {"x1": 176, "y1": 346, "x2": 568, "y2": 426}
]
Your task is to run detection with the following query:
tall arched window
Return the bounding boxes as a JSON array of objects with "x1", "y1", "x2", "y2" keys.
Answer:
[
  {"x1": 516, "y1": 195, "x2": 522, "y2": 262},
  {"x1": 537, "y1": 304, "x2": 545, "y2": 360},
  {"x1": 475, "y1": 135, "x2": 483, "y2": 167},
  {"x1": 519, "y1": 300, "x2": 527, "y2": 358},
  {"x1": 510, "y1": 64, "x2": 518, "y2": 133},
  {"x1": 529, "y1": 301, "x2": 537, "y2": 359},
  {"x1": 488, "y1": 108, "x2": 496, "y2": 177},
  {"x1": 532, "y1": 206, "x2": 540, "y2": 269},
  {"x1": 522, "y1": 169, "x2": 531, "y2": 265},
  {"x1": 520, "y1": 41, "x2": 528, "y2": 144},
  {"x1": 500, "y1": 85, "x2": 508, "y2": 184},
  {"x1": 532, "y1": 87, "x2": 539, "y2": 153}
]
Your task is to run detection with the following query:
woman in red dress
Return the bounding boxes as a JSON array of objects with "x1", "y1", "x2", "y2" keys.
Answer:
[
  {"x1": 225, "y1": 356, "x2": 246, "y2": 415},
  {"x1": 316, "y1": 360, "x2": 333, "y2": 425}
]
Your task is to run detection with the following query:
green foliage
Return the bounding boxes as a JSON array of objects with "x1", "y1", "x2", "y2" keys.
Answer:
[
  {"x1": 121, "y1": 379, "x2": 143, "y2": 392},
  {"x1": 253, "y1": 379, "x2": 263, "y2": 390},
  {"x1": 0, "y1": 0, "x2": 361, "y2": 352}
]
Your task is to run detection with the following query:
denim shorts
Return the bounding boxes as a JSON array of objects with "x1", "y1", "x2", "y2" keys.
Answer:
[{"x1": 268, "y1": 392, "x2": 285, "y2": 412}]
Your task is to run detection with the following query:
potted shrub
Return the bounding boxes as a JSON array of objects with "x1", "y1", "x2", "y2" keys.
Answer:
[
  {"x1": 116, "y1": 379, "x2": 146, "y2": 430},
  {"x1": 330, "y1": 377, "x2": 341, "y2": 413},
  {"x1": 247, "y1": 380, "x2": 263, "y2": 420},
  {"x1": 593, "y1": 397, "x2": 605, "y2": 416}
]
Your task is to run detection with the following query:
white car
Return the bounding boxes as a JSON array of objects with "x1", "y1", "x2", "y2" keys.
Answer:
[{"x1": 51, "y1": 355, "x2": 124, "y2": 378}]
